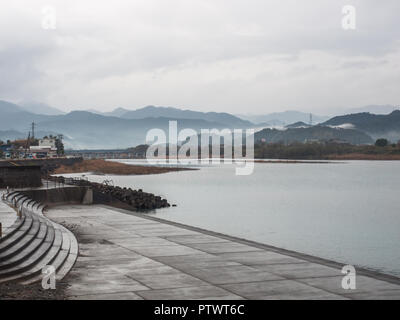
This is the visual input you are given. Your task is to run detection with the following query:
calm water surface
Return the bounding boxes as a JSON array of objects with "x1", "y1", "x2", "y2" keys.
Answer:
[{"x1": 65, "y1": 160, "x2": 400, "y2": 277}]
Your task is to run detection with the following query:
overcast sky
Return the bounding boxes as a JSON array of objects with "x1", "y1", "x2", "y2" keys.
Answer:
[{"x1": 0, "y1": 0, "x2": 399, "y2": 115}]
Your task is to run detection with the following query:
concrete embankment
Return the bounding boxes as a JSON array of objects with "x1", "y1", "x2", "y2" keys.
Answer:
[
  {"x1": 0, "y1": 190, "x2": 78, "y2": 290},
  {"x1": 20, "y1": 186, "x2": 93, "y2": 207},
  {"x1": 0, "y1": 157, "x2": 83, "y2": 173},
  {"x1": 21, "y1": 179, "x2": 170, "y2": 211},
  {"x1": 0, "y1": 158, "x2": 83, "y2": 189},
  {"x1": 46, "y1": 204, "x2": 400, "y2": 300}
]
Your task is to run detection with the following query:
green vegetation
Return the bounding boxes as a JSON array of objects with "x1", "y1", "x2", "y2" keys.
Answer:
[
  {"x1": 42, "y1": 134, "x2": 65, "y2": 156},
  {"x1": 254, "y1": 142, "x2": 400, "y2": 160},
  {"x1": 55, "y1": 137, "x2": 64, "y2": 155},
  {"x1": 255, "y1": 126, "x2": 373, "y2": 145},
  {"x1": 375, "y1": 138, "x2": 389, "y2": 147}
]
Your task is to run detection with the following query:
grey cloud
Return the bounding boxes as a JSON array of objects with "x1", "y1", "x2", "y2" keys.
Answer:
[{"x1": 0, "y1": 0, "x2": 399, "y2": 114}]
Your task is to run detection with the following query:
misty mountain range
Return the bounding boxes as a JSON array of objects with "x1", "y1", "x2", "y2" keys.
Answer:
[
  {"x1": 1, "y1": 100, "x2": 399, "y2": 149},
  {"x1": 324, "y1": 111, "x2": 400, "y2": 142},
  {"x1": 237, "y1": 111, "x2": 329, "y2": 126}
]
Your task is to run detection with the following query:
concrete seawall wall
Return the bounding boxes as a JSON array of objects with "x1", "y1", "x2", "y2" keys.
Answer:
[
  {"x1": 0, "y1": 157, "x2": 83, "y2": 188},
  {"x1": 0, "y1": 157, "x2": 83, "y2": 168},
  {"x1": 21, "y1": 187, "x2": 93, "y2": 206},
  {"x1": 0, "y1": 166, "x2": 42, "y2": 188},
  {"x1": 19, "y1": 185, "x2": 141, "y2": 210}
]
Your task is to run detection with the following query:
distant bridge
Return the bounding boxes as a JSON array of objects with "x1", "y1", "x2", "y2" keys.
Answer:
[{"x1": 65, "y1": 149, "x2": 145, "y2": 160}]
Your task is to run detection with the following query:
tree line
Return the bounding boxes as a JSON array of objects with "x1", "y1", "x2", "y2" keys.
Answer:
[{"x1": 254, "y1": 139, "x2": 400, "y2": 160}]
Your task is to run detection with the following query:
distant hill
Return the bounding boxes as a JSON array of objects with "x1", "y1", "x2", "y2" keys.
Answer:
[
  {"x1": 0, "y1": 100, "x2": 25, "y2": 113},
  {"x1": 120, "y1": 106, "x2": 254, "y2": 128},
  {"x1": 0, "y1": 130, "x2": 26, "y2": 142},
  {"x1": 237, "y1": 110, "x2": 329, "y2": 126},
  {"x1": 0, "y1": 101, "x2": 253, "y2": 148},
  {"x1": 0, "y1": 100, "x2": 55, "y2": 131},
  {"x1": 2, "y1": 99, "x2": 396, "y2": 148},
  {"x1": 349, "y1": 104, "x2": 399, "y2": 115},
  {"x1": 19, "y1": 101, "x2": 65, "y2": 115},
  {"x1": 255, "y1": 126, "x2": 373, "y2": 145},
  {"x1": 34, "y1": 111, "x2": 240, "y2": 149},
  {"x1": 285, "y1": 121, "x2": 311, "y2": 129},
  {"x1": 104, "y1": 107, "x2": 131, "y2": 117},
  {"x1": 323, "y1": 110, "x2": 400, "y2": 142},
  {"x1": 83, "y1": 107, "x2": 131, "y2": 117}
]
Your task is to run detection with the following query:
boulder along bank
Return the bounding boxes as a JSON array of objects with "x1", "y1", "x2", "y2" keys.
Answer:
[{"x1": 51, "y1": 176, "x2": 172, "y2": 211}]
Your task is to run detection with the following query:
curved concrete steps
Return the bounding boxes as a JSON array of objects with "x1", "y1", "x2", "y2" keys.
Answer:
[
  {"x1": 0, "y1": 219, "x2": 51, "y2": 269},
  {"x1": 0, "y1": 217, "x2": 41, "y2": 262},
  {"x1": 1, "y1": 228, "x2": 63, "y2": 284},
  {"x1": 21, "y1": 224, "x2": 76, "y2": 285},
  {"x1": 54, "y1": 224, "x2": 78, "y2": 282},
  {"x1": 0, "y1": 191, "x2": 79, "y2": 285},
  {"x1": 0, "y1": 223, "x2": 52, "y2": 276},
  {"x1": 0, "y1": 214, "x2": 26, "y2": 241},
  {"x1": 0, "y1": 215, "x2": 34, "y2": 253}
]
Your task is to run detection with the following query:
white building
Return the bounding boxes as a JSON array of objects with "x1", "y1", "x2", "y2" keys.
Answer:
[
  {"x1": 29, "y1": 146, "x2": 57, "y2": 158},
  {"x1": 30, "y1": 138, "x2": 58, "y2": 158},
  {"x1": 39, "y1": 138, "x2": 56, "y2": 149}
]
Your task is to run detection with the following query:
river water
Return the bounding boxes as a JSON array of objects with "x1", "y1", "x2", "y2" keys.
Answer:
[{"x1": 64, "y1": 160, "x2": 400, "y2": 277}]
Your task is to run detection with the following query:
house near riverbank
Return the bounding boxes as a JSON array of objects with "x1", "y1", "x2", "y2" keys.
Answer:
[
  {"x1": 29, "y1": 145, "x2": 57, "y2": 158},
  {"x1": 28, "y1": 137, "x2": 58, "y2": 158}
]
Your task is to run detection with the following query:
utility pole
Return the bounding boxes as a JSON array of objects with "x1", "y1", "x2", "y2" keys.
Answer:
[
  {"x1": 31, "y1": 122, "x2": 35, "y2": 140},
  {"x1": 25, "y1": 132, "x2": 31, "y2": 157},
  {"x1": 309, "y1": 113, "x2": 313, "y2": 126}
]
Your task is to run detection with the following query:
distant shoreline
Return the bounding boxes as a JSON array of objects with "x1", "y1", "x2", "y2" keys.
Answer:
[
  {"x1": 256, "y1": 154, "x2": 400, "y2": 161},
  {"x1": 53, "y1": 156, "x2": 400, "y2": 177},
  {"x1": 324, "y1": 153, "x2": 400, "y2": 160},
  {"x1": 54, "y1": 159, "x2": 195, "y2": 175}
]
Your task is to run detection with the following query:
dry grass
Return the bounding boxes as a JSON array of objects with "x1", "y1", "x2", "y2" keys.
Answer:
[{"x1": 54, "y1": 159, "x2": 194, "y2": 175}]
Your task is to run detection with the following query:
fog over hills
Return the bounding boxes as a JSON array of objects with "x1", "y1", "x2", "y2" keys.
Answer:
[
  {"x1": 1, "y1": 99, "x2": 400, "y2": 148},
  {"x1": 36, "y1": 111, "x2": 237, "y2": 149},
  {"x1": 323, "y1": 110, "x2": 400, "y2": 142},
  {"x1": 236, "y1": 111, "x2": 330, "y2": 126},
  {"x1": 0, "y1": 100, "x2": 54, "y2": 130},
  {"x1": 119, "y1": 106, "x2": 254, "y2": 128},
  {"x1": 0, "y1": 100, "x2": 25, "y2": 113},
  {"x1": 0, "y1": 101, "x2": 253, "y2": 148},
  {"x1": 18, "y1": 101, "x2": 65, "y2": 116}
]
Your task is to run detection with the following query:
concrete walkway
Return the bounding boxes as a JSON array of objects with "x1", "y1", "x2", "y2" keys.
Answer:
[
  {"x1": 46, "y1": 205, "x2": 400, "y2": 300},
  {"x1": 0, "y1": 196, "x2": 18, "y2": 232}
]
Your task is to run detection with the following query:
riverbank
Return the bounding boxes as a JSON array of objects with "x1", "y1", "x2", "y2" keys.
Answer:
[
  {"x1": 255, "y1": 160, "x2": 332, "y2": 164},
  {"x1": 45, "y1": 204, "x2": 400, "y2": 299},
  {"x1": 54, "y1": 159, "x2": 195, "y2": 175},
  {"x1": 254, "y1": 143, "x2": 400, "y2": 161},
  {"x1": 325, "y1": 153, "x2": 400, "y2": 160},
  {"x1": 256, "y1": 155, "x2": 400, "y2": 161}
]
